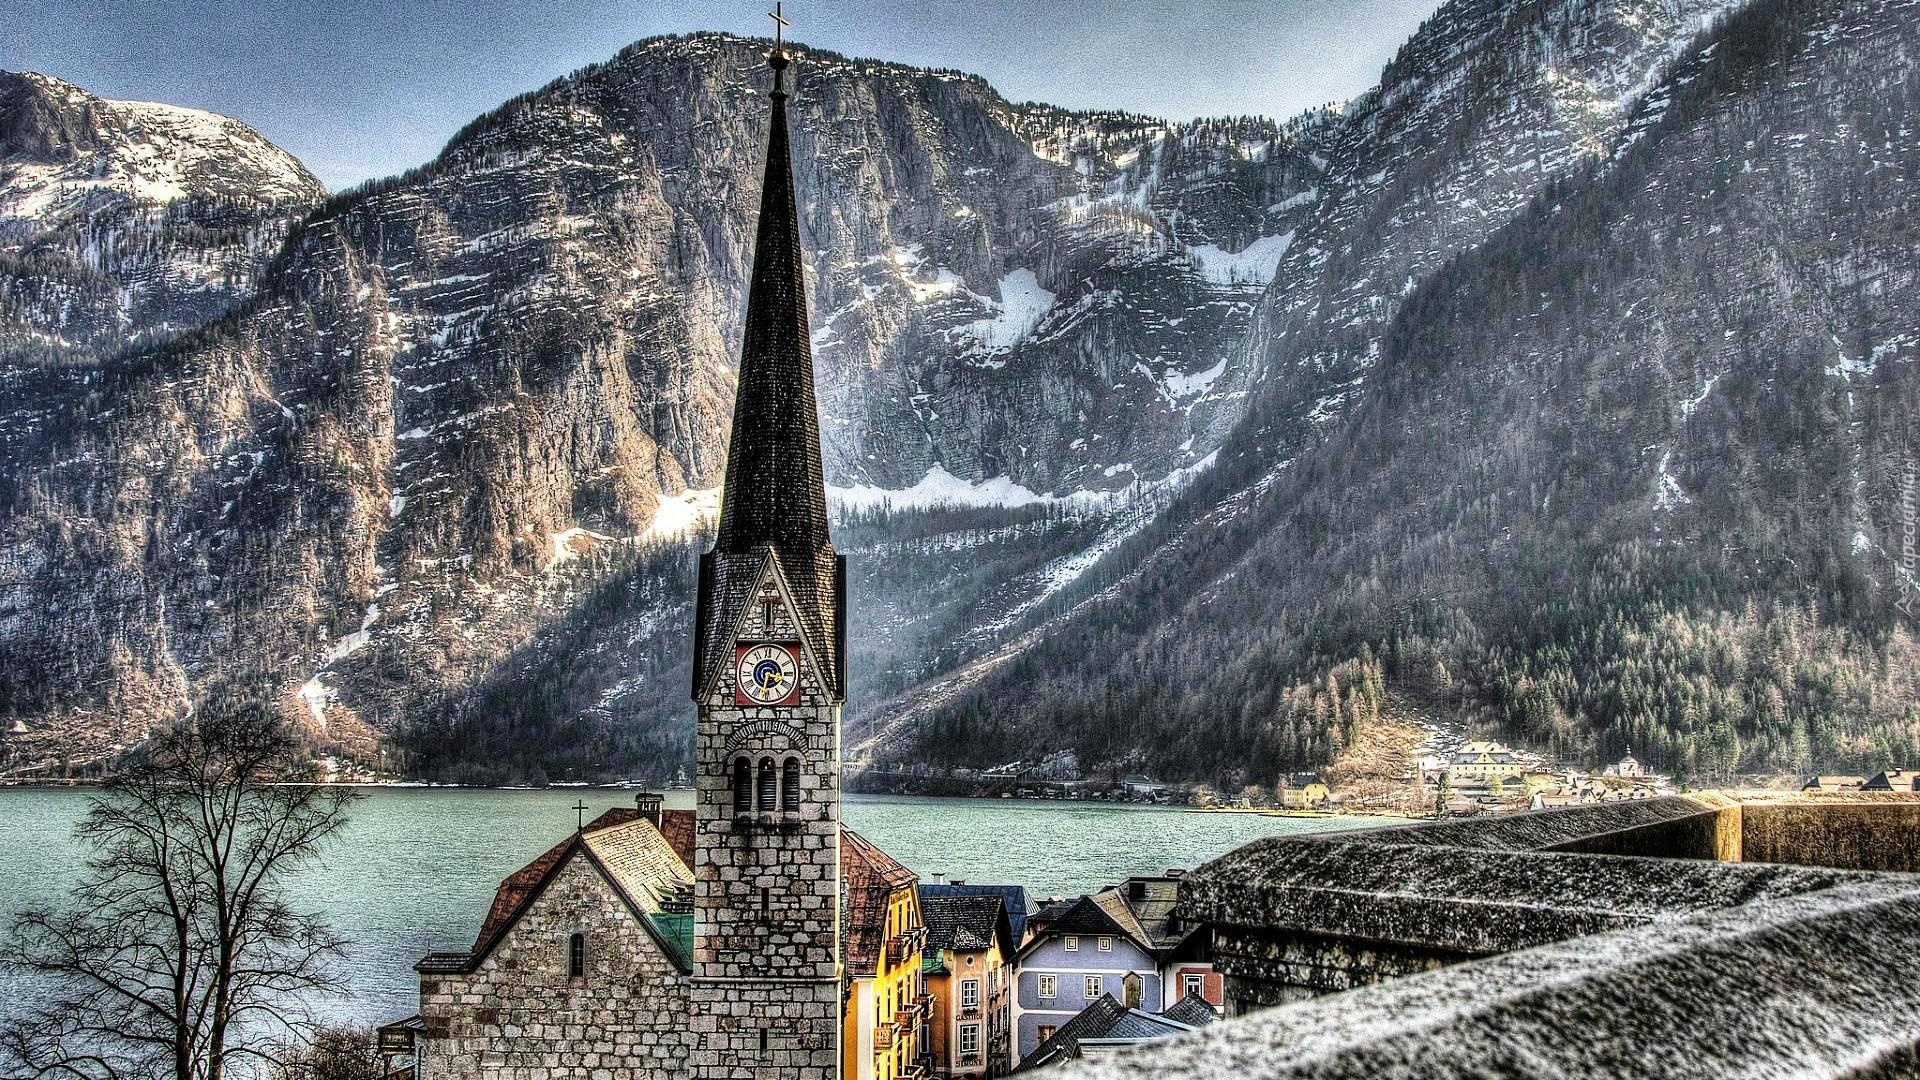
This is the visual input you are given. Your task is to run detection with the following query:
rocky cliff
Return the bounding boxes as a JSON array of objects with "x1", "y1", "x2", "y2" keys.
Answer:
[{"x1": 0, "y1": 37, "x2": 1308, "y2": 774}]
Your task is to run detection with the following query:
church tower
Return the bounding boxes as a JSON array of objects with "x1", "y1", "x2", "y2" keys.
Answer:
[{"x1": 688, "y1": 25, "x2": 846, "y2": 1080}]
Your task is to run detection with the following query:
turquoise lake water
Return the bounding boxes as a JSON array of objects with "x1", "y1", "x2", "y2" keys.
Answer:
[{"x1": 0, "y1": 787, "x2": 1381, "y2": 1027}]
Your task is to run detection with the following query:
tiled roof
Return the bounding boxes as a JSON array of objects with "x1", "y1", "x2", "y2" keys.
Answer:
[
  {"x1": 922, "y1": 883, "x2": 1033, "y2": 941},
  {"x1": 659, "y1": 808, "x2": 695, "y2": 868},
  {"x1": 425, "y1": 812, "x2": 695, "y2": 975},
  {"x1": 1016, "y1": 995, "x2": 1130, "y2": 1072},
  {"x1": 921, "y1": 893, "x2": 1012, "y2": 956},
  {"x1": 693, "y1": 52, "x2": 844, "y2": 702},
  {"x1": 1019, "y1": 996, "x2": 1207, "y2": 1071},
  {"x1": 1160, "y1": 996, "x2": 1219, "y2": 1029},
  {"x1": 843, "y1": 829, "x2": 919, "y2": 971}
]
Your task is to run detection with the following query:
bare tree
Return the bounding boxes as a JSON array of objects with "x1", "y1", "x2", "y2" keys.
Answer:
[{"x1": 1, "y1": 690, "x2": 358, "y2": 1080}]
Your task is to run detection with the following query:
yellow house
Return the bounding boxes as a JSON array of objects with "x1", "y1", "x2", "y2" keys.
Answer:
[
  {"x1": 844, "y1": 831, "x2": 928, "y2": 1080},
  {"x1": 919, "y1": 892, "x2": 1018, "y2": 1077},
  {"x1": 1280, "y1": 772, "x2": 1330, "y2": 809}
]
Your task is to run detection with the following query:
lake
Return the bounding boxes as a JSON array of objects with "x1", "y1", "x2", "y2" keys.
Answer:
[{"x1": 0, "y1": 787, "x2": 1382, "y2": 1027}]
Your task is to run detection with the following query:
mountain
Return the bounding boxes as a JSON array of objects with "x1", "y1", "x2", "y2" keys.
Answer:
[
  {"x1": 0, "y1": 72, "x2": 325, "y2": 364},
  {"x1": 0, "y1": 39, "x2": 1308, "y2": 777},
  {"x1": 877, "y1": 0, "x2": 1920, "y2": 787},
  {"x1": 5, "y1": 0, "x2": 1916, "y2": 787}
]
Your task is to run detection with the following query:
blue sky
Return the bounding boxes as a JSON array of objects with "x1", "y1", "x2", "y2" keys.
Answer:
[{"x1": 4, "y1": 0, "x2": 1437, "y2": 191}]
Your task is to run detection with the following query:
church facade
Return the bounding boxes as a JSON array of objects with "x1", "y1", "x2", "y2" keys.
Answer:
[{"x1": 390, "y1": 35, "x2": 913, "y2": 1080}]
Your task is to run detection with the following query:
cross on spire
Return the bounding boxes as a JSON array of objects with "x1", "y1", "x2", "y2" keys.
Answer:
[
  {"x1": 769, "y1": 2, "x2": 790, "y2": 53},
  {"x1": 572, "y1": 799, "x2": 590, "y2": 832}
]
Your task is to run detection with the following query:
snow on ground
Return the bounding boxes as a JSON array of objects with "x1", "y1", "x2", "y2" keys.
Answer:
[
  {"x1": 830, "y1": 465, "x2": 1052, "y2": 512},
  {"x1": 958, "y1": 269, "x2": 1055, "y2": 353},
  {"x1": 1655, "y1": 449, "x2": 1689, "y2": 510},
  {"x1": 1185, "y1": 231, "x2": 1294, "y2": 287},
  {"x1": 1681, "y1": 373, "x2": 1720, "y2": 418},
  {"x1": 1162, "y1": 356, "x2": 1228, "y2": 400},
  {"x1": 647, "y1": 486, "x2": 721, "y2": 538},
  {"x1": 548, "y1": 526, "x2": 617, "y2": 571}
]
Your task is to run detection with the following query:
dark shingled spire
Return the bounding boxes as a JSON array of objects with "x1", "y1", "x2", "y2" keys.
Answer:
[{"x1": 692, "y1": 44, "x2": 846, "y2": 703}]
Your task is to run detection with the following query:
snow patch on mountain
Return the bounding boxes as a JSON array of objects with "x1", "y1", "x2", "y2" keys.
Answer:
[
  {"x1": 958, "y1": 269, "x2": 1055, "y2": 353},
  {"x1": 1187, "y1": 231, "x2": 1294, "y2": 286}
]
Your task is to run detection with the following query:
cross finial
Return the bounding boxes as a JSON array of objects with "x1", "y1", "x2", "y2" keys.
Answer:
[
  {"x1": 572, "y1": 799, "x2": 590, "y2": 832},
  {"x1": 769, "y1": 2, "x2": 790, "y2": 53}
]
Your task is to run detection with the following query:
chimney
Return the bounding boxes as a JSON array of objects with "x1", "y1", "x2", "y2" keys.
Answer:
[
  {"x1": 635, "y1": 791, "x2": 664, "y2": 829},
  {"x1": 950, "y1": 879, "x2": 966, "y2": 886},
  {"x1": 932, "y1": 873, "x2": 947, "y2": 885}
]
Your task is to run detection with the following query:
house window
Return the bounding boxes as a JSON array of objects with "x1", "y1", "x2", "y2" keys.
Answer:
[
  {"x1": 1037, "y1": 1025, "x2": 1057, "y2": 1045},
  {"x1": 1084, "y1": 975, "x2": 1102, "y2": 1000},
  {"x1": 1183, "y1": 973, "x2": 1205, "y2": 1001},
  {"x1": 731, "y1": 758, "x2": 752, "y2": 814},
  {"x1": 1063, "y1": 935, "x2": 1078, "y2": 951},
  {"x1": 567, "y1": 932, "x2": 585, "y2": 977},
  {"x1": 1097, "y1": 936, "x2": 1113, "y2": 952},
  {"x1": 781, "y1": 758, "x2": 801, "y2": 812},
  {"x1": 1037, "y1": 974, "x2": 1056, "y2": 999},
  {"x1": 959, "y1": 1024, "x2": 980, "y2": 1055},
  {"x1": 961, "y1": 979, "x2": 979, "y2": 1008}
]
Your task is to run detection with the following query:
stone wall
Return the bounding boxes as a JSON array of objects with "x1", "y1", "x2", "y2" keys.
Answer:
[
  {"x1": 1739, "y1": 798, "x2": 1920, "y2": 872},
  {"x1": 417, "y1": 854, "x2": 694, "y2": 1080}
]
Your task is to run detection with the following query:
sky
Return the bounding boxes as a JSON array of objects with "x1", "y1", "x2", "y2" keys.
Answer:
[{"x1": 3, "y1": 0, "x2": 1437, "y2": 192}]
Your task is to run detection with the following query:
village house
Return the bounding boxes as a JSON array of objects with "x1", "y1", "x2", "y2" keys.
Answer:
[
  {"x1": 843, "y1": 832, "x2": 930, "y2": 1080},
  {"x1": 1010, "y1": 876, "x2": 1217, "y2": 1066},
  {"x1": 1443, "y1": 741, "x2": 1526, "y2": 788},
  {"x1": 919, "y1": 891, "x2": 1017, "y2": 1078},
  {"x1": 1277, "y1": 773, "x2": 1329, "y2": 809}
]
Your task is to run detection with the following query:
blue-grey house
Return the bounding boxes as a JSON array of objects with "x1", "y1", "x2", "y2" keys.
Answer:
[{"x1": 1009, "y1": 875, "x2": 1217, "y2": 1067}]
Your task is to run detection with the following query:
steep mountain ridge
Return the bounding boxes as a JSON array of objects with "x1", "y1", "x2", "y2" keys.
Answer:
[
  {"x1": 0, "y1": 71, "x2": 325, "y2": 365},
  {"x1": 884, "y1": 0, "x2": 1920, "y2": 786},
  {"x1": 0, "y1": 36, "x2": 1308, "y2": 773}
]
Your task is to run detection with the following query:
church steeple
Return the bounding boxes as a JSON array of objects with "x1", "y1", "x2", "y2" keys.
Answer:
[{"x1": 692, "y1": 31, "x2": 846, "y2": 704}]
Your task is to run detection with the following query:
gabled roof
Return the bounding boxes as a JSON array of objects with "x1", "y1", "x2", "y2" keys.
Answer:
[
  {"x1": 843, "y1": 829, "x2": 920, "y2": 972},
  {"x1": 921, "y1": 893, "x2": 1014, "y2": 958},
  {"x1": 422, "y1": 811, "x2": 695, "y2": 976},
  {"x1": 922, "y1": 882, "x2": 1033, "y2": 941},
  {"x1": 1016, "y1": 994, "x2": 1130, "y2": 1072},
  {"x1": 1018, "y1": 993, "x2": 1210, "y2": 1071},
  {"x1": 1018, "y1": 894, "x2": 1137, "y2": 961},
  {"x1": 693, "y1": 48, "x2": 845, "y2": 703},
  {"x1": 1160, "y1": 995, "x2": 1220, "y2": 1029}
]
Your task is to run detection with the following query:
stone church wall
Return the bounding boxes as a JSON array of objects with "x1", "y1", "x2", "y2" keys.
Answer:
[{"x1": 418, "y1": 855, "x2": 694, "y2": 1080}]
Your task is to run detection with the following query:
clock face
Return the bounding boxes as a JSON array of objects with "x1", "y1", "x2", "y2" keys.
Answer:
[{"x1": 735, "y1": 643, "x2": 800, "y2": 706}]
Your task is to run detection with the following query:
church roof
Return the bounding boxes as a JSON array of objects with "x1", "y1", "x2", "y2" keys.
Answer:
[
  {"x1": 693, "y1": 50, "x2": 845, "y2": 703},
  {"x1": 843, "y1": 828, "x2": 920, "y2": 972},
  {"x1": 422, "y1": 809, "x2": 696, "y2": 976}
]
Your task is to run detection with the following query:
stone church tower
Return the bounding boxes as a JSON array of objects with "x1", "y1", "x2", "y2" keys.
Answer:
[{"x1": 688, "y1": 38, "x2": 847, "y2": 1080}]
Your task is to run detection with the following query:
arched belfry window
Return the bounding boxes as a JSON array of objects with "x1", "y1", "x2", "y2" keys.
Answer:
[
  {"x1": 568, "y1": 932, "x2": 586, "y2": 978},
  {"x1": 782, "y1": 758, "x2": 801, "y2": 813},
  {"x1": 732, "y1": 758, "x2": 752, "y2": 815},
  {"x1": 757, "y1": 758, "x2": 776, "y2": 812}
]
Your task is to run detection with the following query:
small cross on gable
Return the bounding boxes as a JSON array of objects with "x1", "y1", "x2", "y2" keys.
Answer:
[{"x1": 572, "y1": 799, "x2": 590, "y2": 832}]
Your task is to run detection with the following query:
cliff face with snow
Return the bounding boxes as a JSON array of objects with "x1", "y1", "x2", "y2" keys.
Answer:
[
  {"x1": 0, "y1": 72, "x2": 325, "y2": 364},
  {"x1": 5, "y1": 0, "x2": 1916, "y2": 784},
  {"x1": 0, "y1": 38, "x2": 1308, "y2": 771}
]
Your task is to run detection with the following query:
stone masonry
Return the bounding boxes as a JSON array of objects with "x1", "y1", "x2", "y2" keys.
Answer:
[
  {"x1": 417, "y1": 851, "x2": 696, "y2": 1080},
  {"x1": 690, "y1": 560, "x2": 842, "y2": 1079}
]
